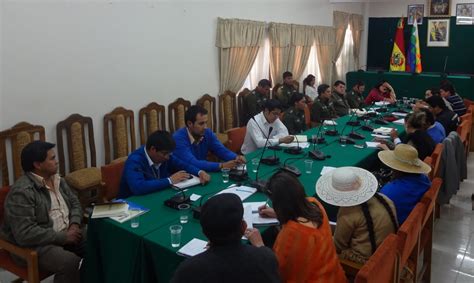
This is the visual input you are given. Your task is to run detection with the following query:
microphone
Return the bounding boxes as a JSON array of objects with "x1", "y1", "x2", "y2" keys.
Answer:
[
  {"x1": 311, "y1": 120, "x2": 326, "y2": 144},
  {"x1": 280, "y1": 157, "x2": 303, "y2": 176},
  {"x1": 250, "y1": 116, "x2": 280, "y2": 166},
  {"x1": 325, "y1": 118, "x2": 339, "y2": 136},
  {"x1": 344, "y1": 110, "x2": 365, "y2": 140},
  {"x1": 164, "y1": 185, "x2": 190, "y2": 209},
  {"x1": 250, "y1": 126, "x2": 277, "y2": 192},
  {"x1": 284, "y1": 135, "x2": 302, "y2": 155},
  {"x1": 309, "y1": 138, "x2": 327, "y2": 160},
  {"x1": 229, "y1": 162, "x2": 248, "y2": 182}
]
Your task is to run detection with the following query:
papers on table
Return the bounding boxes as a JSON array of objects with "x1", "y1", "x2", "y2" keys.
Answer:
[
  {"x1": 292, "y1": 135, "x2": 308, "y2": 142},
  {"x1": 91, "y1": 202, "x2": 128, "y2": 219},
  {"x1": 392, "y1": 112, "x2": 408, "y2": 117},
  {"x1": 109, "y1": 199, "x2": 150, "y2": 223},
  {"x1": 216, "y1": 185, "x2": 257, "y2": 201},
  {"x1": 172, "y1": 175, "x2": 200, "y2": 190},
  {"x1": 365, "y1": 141, "x2": 381, "y2": 148},
  {"x1": 323, "y1": 120, "x2": 337, "y2": 126},
  {"x1": 243, "y1": 202, "x2": 279, "y2": 228},
  {"x1": 177, "y1": 238, "x2": 208, "y2": 257},
  {"x1": 321, "y1": 166, "x2": 336, "y2": 175},
  {"x1": 190, "y1": 193, "x2": 201, "y2": 202},
  {"x1": 279, "y1": 142, "x2": 310, "y2": 149},
  {"x1": 393, "y1": 118, "x2": 405, "y2": 125},
  {"x1": 373, "y1": 127, "x2": 393, "y2": 135},
  {"x1": 375, "y1": 101, "x2": 390, "y2": 106},
  {"x1": 371, "y1": 134, "x2": 391, "y2": 139}
]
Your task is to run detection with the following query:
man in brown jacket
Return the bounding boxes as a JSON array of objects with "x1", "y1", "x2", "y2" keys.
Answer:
[{"x1": 2, "y1": 141, "x2": 84, "y2": 283}]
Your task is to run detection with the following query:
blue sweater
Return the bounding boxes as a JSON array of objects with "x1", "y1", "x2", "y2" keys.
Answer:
[
  {"x1": 380, "y1": 174, "x2": 431, "y2": 224},
  {"x1": 118, "y1": 146, "x2": 200, "y2": 198},
  {"x1": 427, "y1": 121, "x2": 446, "y2": 144},
  {"x1": 173, "y1": 128, "x2": 237, "y2": 172}
]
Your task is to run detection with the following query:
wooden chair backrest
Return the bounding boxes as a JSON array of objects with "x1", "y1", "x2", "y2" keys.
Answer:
[
  {"x1": 423, "y1": 156, "x2": 434, "y2": 180},
  {"x1": 420, "y1": 177, "x2": 442, "y2": 227},
  {"x1": 272, "y1": 83, "x2": 282, "y2": 100},
  {"x1": 226, "y1": 127, "x2": 247, "y2": 153},
  {"x1": 196, "y1": 94, "x2": 217, "y2": 133},
  {"x1": 138, "y1": 102, "x2": 166, "y2": 145},
  {"x1": 100, "y1": 160, "x2": 125, "y2": 202},
  {"x1": 0, "y1": 122, "x2": 45, "y2": 186},
  {"x1": 292, "y1": 80, "x2": 300, "y2": 92},
  {"x1": 219, "y1": 91, "x2": 238, "y2": 133},
  {"x1": 0, "y1": 186, "x2": 10, "y2": 225},
  {"x1": 237, "y1": 88, "x2": 251, "y2": 127},
  {"x1": 397, "y1": 203, "x2": 425, "y2": 266},
  {"x1": 431, "y1": 143, "x2": 444, "y2": 179},
  {"x1": 355, "y1": 233, "x2": 399, "y2": 283},
  {"x1": 103, "y1": 107, "x2": 136, "y2": 164},
  {"x1": 56, "y1": 114, "x2": 96, "y2": 176},
  {"x1": 168, "y1": 98, "x2": 191, "y2": 133}
]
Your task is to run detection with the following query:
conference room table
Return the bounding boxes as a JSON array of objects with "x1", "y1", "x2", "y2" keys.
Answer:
[{"x1": 83, "y1": 104, "x2": 408, "y2": 283}]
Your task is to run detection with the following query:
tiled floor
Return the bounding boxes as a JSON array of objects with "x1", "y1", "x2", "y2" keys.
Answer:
[
  {"x1": 432, "y1": 154, "x2": 474, "y2": 283},
  {"x1": 2, "y1": 155, "x2": 474, "y2": 283}
]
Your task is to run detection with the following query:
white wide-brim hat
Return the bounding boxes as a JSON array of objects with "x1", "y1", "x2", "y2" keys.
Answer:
[
  {"x1": 378, "y1": 143, "x2": 431, "y2": 174},
  {"x1": 316, "y1": 167, "x2": 378, "y2": 207}
]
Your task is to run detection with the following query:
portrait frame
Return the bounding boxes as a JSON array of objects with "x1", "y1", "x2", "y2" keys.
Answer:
[
  {"x1": 456, "y1": 3, "x2": 474, "y2": 25},
  {"x1": 408, "y1": 4, "x2": 424, "y2": 25},
  {"x1": 427, "y1": 19, "x2": 450, "y2": 47},
  {"x1": 429, "y1": 0, "x2": 451, "y2": 17}
]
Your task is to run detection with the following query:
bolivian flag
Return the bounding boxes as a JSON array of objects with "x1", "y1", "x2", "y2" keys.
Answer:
[{"x1": 389, "y1": 17, "x2": 406, "y2": 72}]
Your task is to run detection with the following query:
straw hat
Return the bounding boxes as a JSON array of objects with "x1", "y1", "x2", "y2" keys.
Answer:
[
  {"x1": 378, "y1": 144, "x2": 431, "y2": 174},
  {"x1": 316, "y1": 167, "x2": 378, "y2": 207}
]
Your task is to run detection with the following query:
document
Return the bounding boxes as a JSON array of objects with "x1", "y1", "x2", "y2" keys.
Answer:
[
  {"x1": 292, "y1": 135, "x2": 308, "y2": 142},
  {"x1": 392, "y1": 112, "x2": 408, "y2": 117},
  {"x1": 373, "y1": 127, "x2": 393, "y2": 135},
  {"x1": 279, "y1": 142, "x2": 310, "y2": 148},
  {"x1": 393, "y1": 118, "x2": 405, "y2": 125},
  {"x1": 172, "y1": 175, "x2": 200, "y2": 190},
  {"x1": 323, "y1": 120, "x2": 337, "y2": 126},
  {"x1": 91, "y1": 202, "x2": 128, "y2": 219},
  {"x1": 365, "y1": 141, "x2": 381, "y2": 148},
  {"x1": 216, "y1": 185, "x2": 257, "y2": 201},
  {"x1": 109, "y1": 199, "x2": 150, "y2": 223},
  {"x1": 177, "y1": 238, "x2": 208, "y2": 257}
]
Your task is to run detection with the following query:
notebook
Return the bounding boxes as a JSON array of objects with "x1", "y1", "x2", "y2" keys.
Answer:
[
  {"x1": 109, "y1": 199, "x2": 150, "y2": 223},
  {"x1": 91, "y1": 202, "x2": 128, "y2": 219}
]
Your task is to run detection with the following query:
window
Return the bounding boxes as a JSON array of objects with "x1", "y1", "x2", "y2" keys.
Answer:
[
  {"x1": 335, "y1": 25, "x2": 355, "y2": 82},
  {"x1": 299, "y1": 44, "x2": 322, "y2": 87},
  {"x1": 240, "y1": 38, "x2": 270, "y2": 91}
]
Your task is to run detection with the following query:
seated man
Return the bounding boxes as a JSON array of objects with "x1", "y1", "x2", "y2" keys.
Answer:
[
  {"x1": 119, "y1": 130, "x2": 210, "y2": 198},
  {"x1": 241, "y1": 99, "x2": 294, "y2": 154},
  {"x1": 244, "y1": 79, "x2": 271, "y2": 124},
  {"x1": 439, "y1": 82, "x2": 466, "y2": 116},
  {"x1": 378, "y1": 144, "x2": 431, "y2": 224},
  {"x1": 425, "y1": 95, "x2": 460, "y2": 134},
  {"x1": 171, "y1": 193, "x2": 280, "y2": 283},
  {"x1": 282, "y1": 92, "x2": 307, "y2": 135},
  {"x1": 347, "y1": 80, "x2": 366, "y2": 109},
  {"x1": 330, "y1": 80, "x2": 350, "y2": 116},
  {"x1": 310, "y1": 84, "x2": 338, "y2": 124},
  {"x1": 276, "y1": 71, "x2": 297, "y2": 110},
  {"x1": 2, "y1": 141, "x2": 85, "y2": 283},
  {"x1": 173, "y1": 105, "x2": 245, "y2": 172}
]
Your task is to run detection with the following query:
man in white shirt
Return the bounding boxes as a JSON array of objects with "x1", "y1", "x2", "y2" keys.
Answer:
[{"x1": 241, "y1": 99, "x2": 294, "y2": 154}]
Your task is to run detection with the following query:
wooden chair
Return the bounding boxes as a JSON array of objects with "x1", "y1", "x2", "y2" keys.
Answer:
[
  {"x1": 168, "y1": 98, "x2": 191, "y2": 133},
  {"x1": 225, "y1": 127, "x2": 247, "y2": 154},
  {"x1": 418, "y1": 178, "x2": 443, "y2": 282},
  {"x1": 237, "y1": 88, "x2": 251, "y2": 127},
  {"x1": 0, "y1": 186, "x2": 53, "y2": 283},
  {"x1": 100, "y1": 160, "x2": 125, "y2": 202},
  {"x1": 272, "y1": 83, "x2": 282, "y2": 100},
  {"x1": 219, "y1": 91, "x2": 238, "y2": 133},
  {"x1": 463, "y1": 98, "x2": 473, "y2": 109},
  {"x1": 138, "y1": 102, "x2": 166, "y2": 145},
  {"x1": 0, "y1": 122, "x2": 45, "y2": 186},
  {"x1": 56, "y1": 114, "x2": 102, "y2": 210},
  {"x1": 304, "y1": 105, "x2": 311, "y2": 128},
  {"x1": 430, "y1": 143, "x2": 444, "y2": 180},
  {"x1": 457, "y1": 119, "x2": 470, "y2": 157},
  {"x1": 292, "y1": 80, "x2": 300, "y2": 92},
  {"x1": 103, "y1": 107, "x2": 136, "y2": 164},
  {"x1": 396, "y1": 203, "x2": 426, "y2": 283},
  {"x1": 354, "y1": 234, "x2": 399, "y2": 283}
]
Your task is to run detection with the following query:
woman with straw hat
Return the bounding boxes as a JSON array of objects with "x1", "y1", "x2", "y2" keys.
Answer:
[
  {"x1": 316, "y1": 167, "x2": 398, "y2": 264},
  {"x1": 379, "y1": 144, "x2": 432, "y2": 224}
]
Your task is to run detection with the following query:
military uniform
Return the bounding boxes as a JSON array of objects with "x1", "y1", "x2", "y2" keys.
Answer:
[
  {"x1": 244, "y1": 89, "x2": 268, "y2": 124},
  {"x1": 276, "y1": 84, "x2": 296, "y2": 110},
  {"x1": 346, "y1": 90, "x2": 365, "y2": 109},
  {"x1": 330, "y1": 92, "x2": 350, "y2": 117},
  {"x1": 282, "y1": 106, "x2": 307, "y2": 135},
  {"x1": 311, "y1": 98, "x2": 337, "y2": 123}
]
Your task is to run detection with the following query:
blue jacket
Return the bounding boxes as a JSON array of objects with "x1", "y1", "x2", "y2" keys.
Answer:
[
  {"x1": 118, "y1": 146, "x2": 200, "y2": 198},
  {"x1": 173, "y1": 128, "x2": 237, "y2": 172},
  {"x1": 380, "y1": 174, "x2": 431, "y2": 224},
  {"x1": 427, "y1": 122, "x2": 446, "y2": 144}
]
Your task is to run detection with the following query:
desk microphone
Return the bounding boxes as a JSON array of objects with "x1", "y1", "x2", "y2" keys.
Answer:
[
  {"x1": 338, "y1": 115, "x2": 356, "y2": 145},
  {"x1": 280, "y1": 157, "x2": 303, "y2": 176},
  {"x1": 346, "y1": 109, "x2": 365, "y2": 140},
  {"x1": 164, "y1": 185, "x2": 190, "y2": 210},
  {"x1": 250, "y1": 126, "x2": 275, "y2": 192},
  {"x1": 284, "y1": 134, "x2": 302, "y2": 155},
  {"x1": 251, "y1": 116, "x2": 280, "y2": 165},
  {"x1": 325, "y1": 118, "x2": 339, "y2": 136},
  {"x1": 309, "y1": 138, "x2": 327, "y2": 161},
  {"x1": 311, "y1": 121, "x2": 326, "y2": 144}
]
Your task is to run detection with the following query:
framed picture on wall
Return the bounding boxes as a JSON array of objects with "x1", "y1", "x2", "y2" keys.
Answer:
[
  {"x1": 408, "y1": 4, "x2": 424, "y2": 25},
  {"x1": 427, "y1": 19, "x2": 450, "y2": 47},
  {"x1": 429, "y1": 0, "x2": 451, "y2": 17},
  {"x1": 456, "y1": 3, "x2": 474, "y2": 25}
]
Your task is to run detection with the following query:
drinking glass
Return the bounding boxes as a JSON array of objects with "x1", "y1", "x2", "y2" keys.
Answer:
[
  {"x1": 170, "y1": 225, "x2": 183, "y2": 248},
  {"x1": 221, "y1": 168, "x2": 230, "y2": 183}
]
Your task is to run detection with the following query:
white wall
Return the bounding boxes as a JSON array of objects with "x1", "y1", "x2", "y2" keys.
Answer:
[
  {"x1": 368, "y1": 0, "x2": 472, "y2": 17},
  {"x1": 1, "y1": 0, "x2": 365, "y2": 166}
]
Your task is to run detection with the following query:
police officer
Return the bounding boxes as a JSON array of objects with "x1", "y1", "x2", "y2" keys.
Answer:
[
  {"x1": 347, "y1": 81, "x2": 366, "y2": 109},
  {"x1": 244, "y1": 79, "x2": 271, "y2": 124},
  {"x1": 330, "y1": 80, "x2": 350, "y2": 116},
  {"x1": 311, "y1": 84, "x2": 337, "y2": 124},
  {"x1": 282, "y1": 93, "x2": 307, "y2": 135},
  {"x1": 276, "y1": 71, "x2": 297, "y2": 110}
]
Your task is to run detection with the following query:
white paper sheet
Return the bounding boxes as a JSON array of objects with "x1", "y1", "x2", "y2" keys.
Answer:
[
  {"x1": 323, "y1": 120, "x2": 337, "y2": 126},
  {"x1": 190, "y1": 193, "x2": 201, "y2": 202},
  {"x1": 393, "y1": 118, "x2": 405, "y2": 125},
  {"x1": 392, "y1": 112, "x2": 408, "y2": 117},
  {"x1": 172, "y1": 175, "x2": 200, "y2": 189},
  {"x1": 279, "y1": 142, "x2": 310, "y2": 148},
  {"x1": 365, "y1": 141, "x2": 381, "y2": 148},
  {"x1": 216, "y1": 185, "x2": 257, "y2": 201},
  {"x1": 177, "y1": 238, "x2": 208, "y2": 257}
]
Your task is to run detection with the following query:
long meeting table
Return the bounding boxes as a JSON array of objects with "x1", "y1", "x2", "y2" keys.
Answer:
[{"x1": 83, "y1": 104, "x2": 408, "y2": 283}]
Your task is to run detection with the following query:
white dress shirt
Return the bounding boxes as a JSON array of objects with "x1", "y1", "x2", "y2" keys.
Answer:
[
  {"x1": 305, "y1": 85, "x2": 318, "y2": 101},
  {"x1": 241, "y1": 112, "x2": 289, "y2": 154}
]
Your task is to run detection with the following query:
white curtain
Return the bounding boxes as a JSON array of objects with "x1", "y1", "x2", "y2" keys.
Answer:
[
  {"x1": 335, "y1": 25, "x2": 355, "y2": 82},
  {"x1": 298, "y1": 45, "x2": 322, "y2": 86},
  {"x1": 241, "y1": 37, "x2": 271, "y2": 91}
]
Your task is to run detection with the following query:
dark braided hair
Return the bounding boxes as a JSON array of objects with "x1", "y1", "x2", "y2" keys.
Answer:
[
  {"x1": 374, "y1": 193, "x2": 398, "y2": 231},
  {"x1": 360, "y1": 193, "x2": 399, "y2": 254},
  {"x1": 360, "y1": 202, "x2": 377, "y2": 254}
]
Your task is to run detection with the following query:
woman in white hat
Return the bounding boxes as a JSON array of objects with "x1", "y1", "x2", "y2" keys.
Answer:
[
  {"x1": 316, "y1": 167, "x2": 398, "y2": 264},
  {"x1": 379, "y1": 144, "x2": 432, "y2": 224}
]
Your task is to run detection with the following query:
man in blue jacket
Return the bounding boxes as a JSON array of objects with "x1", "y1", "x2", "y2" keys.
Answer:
[
  {"x1": 119, "y1": 130, "x2": 210, "y2": 198},
  {"x1": 173, "y1": 105, "x2": 246, "y2": 172}
]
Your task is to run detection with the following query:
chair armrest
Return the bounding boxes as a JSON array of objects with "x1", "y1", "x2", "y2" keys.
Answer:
[
  {"x1": 339, "y1": 257, "x2": 363, "y2": 277},
  {"x1": 0, "y1": 237, "x2": 36, "y2": 259}
]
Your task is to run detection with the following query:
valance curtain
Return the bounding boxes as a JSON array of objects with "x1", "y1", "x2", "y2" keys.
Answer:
[
  {"x1": 350, "y1": 14, "x2": 364, "y2": 69},
  {"x1": 216, "y1": 18, "x2": 266, "y2": 93}
]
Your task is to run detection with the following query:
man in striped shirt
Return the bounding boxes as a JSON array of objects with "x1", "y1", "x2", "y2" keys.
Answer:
[{"x1": 440, "y1": 83, "x2": 466, "y2": 116}]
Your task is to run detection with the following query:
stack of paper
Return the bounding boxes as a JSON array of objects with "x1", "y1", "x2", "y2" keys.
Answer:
[
  {"x1": 323, "y1": 120, "x2": 337, "y2": 126},
  {"x1": 172, "y1": 175, "x2": 200, "y2": 190},
  {"x1": 216, "y1": 185, "x2": 257, "y2": 201},
  {"x1": 373, "y1": 127, "x2": 393, "y2": 136},
  {"x1": 91, "y1": 202, "x2": 128, "y2": 219},
  {"x1": 243, "y1": 202, "x2": 279, "y2": 228},
  {"x1": 109, "y1": 200, "x2": 150, "y2": 223},
  {"x1": 177, "y1": 238, "x2": 208, "y2": 257}
]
